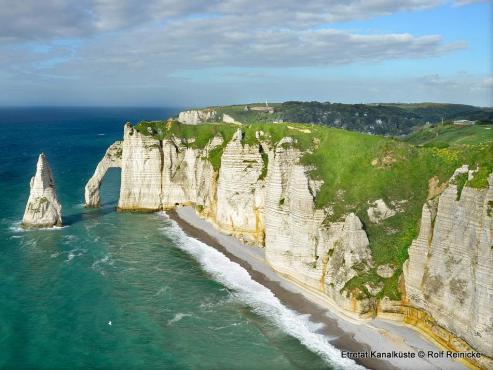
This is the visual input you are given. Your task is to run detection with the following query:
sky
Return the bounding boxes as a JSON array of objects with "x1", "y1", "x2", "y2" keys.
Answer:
[{"x1": 0, "y1": 0, "x2": 491, "y2": 107}]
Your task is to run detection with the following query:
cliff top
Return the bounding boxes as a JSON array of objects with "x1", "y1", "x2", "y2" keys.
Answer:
[
  {"x1": 133, "y1": 119, "x2": 492, "y2": 299},
  {"x1": 209, "y1": 101, "x2": 493, "y2": 136}
]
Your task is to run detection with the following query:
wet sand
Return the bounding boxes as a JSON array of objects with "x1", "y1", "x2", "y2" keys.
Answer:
[{"x1": 169, "y1": 206, "x2": 466, "y2": 370}]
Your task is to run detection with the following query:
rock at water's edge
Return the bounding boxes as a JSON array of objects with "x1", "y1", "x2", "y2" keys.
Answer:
[{"x1": 22, "y1": 153, "x2": 62, "y2": 228}]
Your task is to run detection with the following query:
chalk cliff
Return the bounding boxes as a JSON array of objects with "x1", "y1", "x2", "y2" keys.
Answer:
[
  {"x1": 177, "y1": 109, "x2": 217, "y2": 125},
  {"x1": 403, "y1": 169, "x2": 493, "y2": 365},
  {"x1": 22, "y1": 153, "x2": 62, "y2": 228},
  {"x1": 86, "y1": 124, "x2": 493, "y2": 367},
  {"x1": 86, "y1": 127, "x2": 374, "y2": 315}
]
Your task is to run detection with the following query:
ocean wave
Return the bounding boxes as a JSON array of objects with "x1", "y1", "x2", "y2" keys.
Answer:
[
  {"x1": 154, "y1": 286, "x2": 171, "y2": 297},
  {"x1": 199, "y1": 296, "x2": 233, "y2": 311},
  {"x1": 9, "y1": 220, "x2": 68, "y2": 233},
  {"x1": 92, "y1": 254, "x2": 112, "y2": 267},
  {"x1": 160, "y1": 217, "x2": 365, "y2": 370},
  {"x1": 209, "y1": 322, "x2": 241, "y2": 331},
  {"x1": 167, "y1": 312, "x2": 192, "y2": 326},
  {"x1": 63, "y1": 234, "x2": 79, "y2": 244},
  {"x1": 66, "y1": 248, "x2": 87, "y2": 262},
  {"x1": 91, "y1": 254, "x2": 114, "y2": 275}
]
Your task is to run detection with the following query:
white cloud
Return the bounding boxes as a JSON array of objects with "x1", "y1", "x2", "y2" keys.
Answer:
[
  {"x1": 481, "y1": 76, "x2": 493, "y2": 88},
  {"x1": 0, "y1": 0, "x2": 487, "y2": 106},
  {"x1": 0, "y1": 0, "x2": 445, "y2": 41},
  {"x1": 453, "y1": 0, "x2": 490, "y2": 6},
  {"x1": 0, "y1": 0, "x2": 464, "y2": 71}
]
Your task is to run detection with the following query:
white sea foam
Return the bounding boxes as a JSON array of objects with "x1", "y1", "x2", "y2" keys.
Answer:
[
  {"x1": 10, "y1": 220, "x2": 68, "y2": 233},
  {"x1": 154, "y1": 286, "x2": 171, "y2": 297},
  {"x1": 91, "y1": 254, "x2": 113, "y2": 272},
  {"x1": 161, "y1": 217, "x2": 366, "y2": 370},
  {"x1": 66, "y1": 248, "x2": 86, "y2": 262},
  {"x1": 9, "y1": 221, "x2": 23, "y2": 233},
  {"x1": 167, "y1": 312, "x2": 192, "y2": 326},
  {"x1": 210, "y1": 322, "x2": 241, "y2": 331}
]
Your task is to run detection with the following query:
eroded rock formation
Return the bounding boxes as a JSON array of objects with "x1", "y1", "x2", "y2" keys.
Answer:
[
  {"x1": 403, "y1": 170, "x2": 493, "y2": 362},
  {"x1": 86, "y1": 126, "x2": 375, "y2": 316},
  {"x1": 85, "y1": 123, "x2": 493, "y2": 367},
  {"x1": 22, "y1": 153, "x2": 62, "y2": 228},
  {"x1": 85, "y1": 141, "x2": 122, "y2": 207},
  {"x1": 177, "y1": 109, "x2": 217, "y2": 124}
]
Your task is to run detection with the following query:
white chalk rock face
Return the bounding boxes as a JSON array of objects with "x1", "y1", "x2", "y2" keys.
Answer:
[
  {"x1": 222, "y1": 113, "x2": 241, "y2": 125},
  {"x1": 160, "y1": 138, "x2": 217, "y2": 210},
  {"x1": 367, "y1": 199, "x2": 395, "y2": 223},
  {"x1": 177, "y1": 109, "x2": 217, "y2": 124},
  {"x1": 85, "y1": 141, "x2": 122, "y2": 207},
  {"x1": 22, "y1": 153, "x2": 62, "y2": 228},
  {"x1": 403, "y1": 170, "x2": 493, "y2": 358},
  {"x1": 118, "y1": 124, "x2": 163, "y2": 210},
  {"x1": 263, "y1": 140, "x2": 374, "y2": 316},
  {"x1": 215, "y1": 129, "x2": 266, "y2": 243}
]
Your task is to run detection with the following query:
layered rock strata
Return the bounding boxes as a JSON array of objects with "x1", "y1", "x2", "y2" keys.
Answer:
[
  {"x1": 86, "y1": 124, "x2": 493, "y2": 367},
  {"x1": 22, "y1": 153, "x2": 62, "y2": 228},
  {"x1": 177, "y1": 109, "x2": 217, "y2": 124},
  {"x1": 403, "y1": 170, "x2": 493, "y2": 364},
  {"x1": 86, "y1": 126, "x2": 375, "y2": 316}
]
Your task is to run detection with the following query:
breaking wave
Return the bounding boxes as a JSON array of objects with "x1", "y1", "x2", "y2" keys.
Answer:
[
  {"x1": 160, "y1": 214, "x2": 365, "y2": 370},
  {"x1": 9, "y1": 220, "x2": 67, "y2": 233}
]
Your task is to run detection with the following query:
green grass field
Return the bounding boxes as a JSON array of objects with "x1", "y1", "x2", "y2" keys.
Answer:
[
  {"x1": 135, "y1": 119, "x2": 492, "y2": 300},
  {"x1": 405, "y1": 123, "x2": 493, "y2": 147}
]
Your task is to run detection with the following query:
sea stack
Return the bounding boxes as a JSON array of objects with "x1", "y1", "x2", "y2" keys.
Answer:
[{"x1": 22, "y1": 153, "x2": 62, "y2": 228}]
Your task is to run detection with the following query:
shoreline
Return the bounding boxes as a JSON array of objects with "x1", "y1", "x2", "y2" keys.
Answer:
[{"x1": 169, "y1": 206, "x2": 466, "y2": 370}]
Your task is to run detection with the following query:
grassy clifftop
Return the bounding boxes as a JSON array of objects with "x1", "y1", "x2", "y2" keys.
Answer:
[
  {"x1": 213, "y1": 102, "x2": 493, "y2": 136},
  {"x1": 405, "y1": 122, "x2": 493, "y2": 147},
  {"x1": 135, "y1": 119, "x2": 492, "y2": 299}
]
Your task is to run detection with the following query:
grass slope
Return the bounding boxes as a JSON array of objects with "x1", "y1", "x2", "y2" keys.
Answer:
[
  {"x1": 405, "y1": 123, "x2": 493, "y2": 147},
  {"x1": 205, "y1": 102, "x2": 493, "y2": 136},
  {"x1": 134, "y1": 120, "x2": 492, "y2": 300}
]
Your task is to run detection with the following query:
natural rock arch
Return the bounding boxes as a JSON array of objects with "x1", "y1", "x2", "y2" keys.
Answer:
[{"x1": 85, "y1": 141, "x2": 122, "y2": 207}]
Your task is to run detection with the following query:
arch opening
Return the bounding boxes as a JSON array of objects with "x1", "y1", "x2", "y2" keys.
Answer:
[{"x1": 85, "y1": 141, "x2": 123, "y2": 207}]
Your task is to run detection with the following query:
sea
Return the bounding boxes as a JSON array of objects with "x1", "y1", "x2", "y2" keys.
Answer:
[{"x1": 0, "y1": 107, "x2": 349, "y2": 370}]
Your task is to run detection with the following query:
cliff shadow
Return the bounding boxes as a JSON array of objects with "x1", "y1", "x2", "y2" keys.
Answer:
[
  {"x1": 65, "y1": 168, "x2": 121, "y2": 226},
  {"x1": 63, "y1": 206, "x2": 116, "y2": 226}
]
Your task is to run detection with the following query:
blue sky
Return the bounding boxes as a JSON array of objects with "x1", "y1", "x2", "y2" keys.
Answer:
[{"x1": 0, "y1": 0, "x2": 491, "y2": 107}]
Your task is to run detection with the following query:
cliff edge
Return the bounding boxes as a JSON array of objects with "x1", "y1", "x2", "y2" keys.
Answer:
[{"x1": 85, "y1": 121, "x2": 493, "y2": 368}]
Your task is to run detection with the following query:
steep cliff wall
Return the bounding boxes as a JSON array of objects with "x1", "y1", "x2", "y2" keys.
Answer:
[
  {"x1": 23, "y1": 153, "x2": 62, "y2": 228},
  {"x1": 85, "y1": 123, "x2": 493, "y2": 367},
  {"x1": 403, "y1": 168, "x2": 493, "y2": 362},
  {"x1": 215, "y1": 129, "x2": 266, "y2": 244},
  {"x1": 118, "y1": 124, "x2": 163, "y2": 210},
  {"x1": 177, "y1": 109, "x2": 217, "y2": 124},
  {"x1": 88, "y1": 126, "x2": 375, "y2": 314},
  {"x1": 263, "y1": 139, "x2": 374, "y2": 315}
]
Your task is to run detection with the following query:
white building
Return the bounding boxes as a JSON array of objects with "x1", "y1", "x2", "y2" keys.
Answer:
[{"x1": 453, "y1": 119, "x2": 476, "y2": 126}]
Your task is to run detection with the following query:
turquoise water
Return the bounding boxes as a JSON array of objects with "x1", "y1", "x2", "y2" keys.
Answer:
[{"x1": 0, "y1": 108, "x2": 336, "y2": 370}]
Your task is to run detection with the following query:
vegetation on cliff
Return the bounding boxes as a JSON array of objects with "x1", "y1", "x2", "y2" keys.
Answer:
[
  {"x1": 134, "y1": 119, "x2": 492, "y2": 300},
  {"x1": 404, "y1": 122, "x2": 493, "y2": 147},
  {"x1": 214, "y1": 102, "x2": 493, "y2": 136}
]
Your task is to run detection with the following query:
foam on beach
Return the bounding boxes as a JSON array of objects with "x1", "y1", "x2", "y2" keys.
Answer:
[{"x1": 160, "y1": 214, "x2": 366, "y2": 370}]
